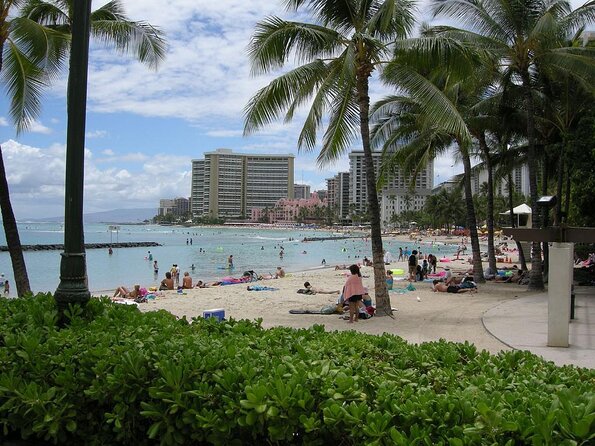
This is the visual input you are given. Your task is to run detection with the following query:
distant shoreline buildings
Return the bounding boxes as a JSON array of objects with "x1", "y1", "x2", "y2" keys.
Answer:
[{"x1": 156, "y1": 147, "x2": 530, "y2": 227}]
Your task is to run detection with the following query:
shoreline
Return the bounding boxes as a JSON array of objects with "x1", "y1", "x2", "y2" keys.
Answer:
[{"x1": 93, "y1": 232, "x2": 503, "y2": 295}]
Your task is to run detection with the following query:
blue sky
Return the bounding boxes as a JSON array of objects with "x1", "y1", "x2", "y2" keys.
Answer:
[{"x1": 3, "y1": 0, "x2": 584, "y2": 220}]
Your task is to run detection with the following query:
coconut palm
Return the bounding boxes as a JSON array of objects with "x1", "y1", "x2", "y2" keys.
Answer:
[
  {"x1": 428, "y1": 0, "x2": 595, "y2": 289},
  {"x1": 371, "y1": 53, "x2": 490, "y2": 282},
  {"x1": 0, "y1": 0, "x2": 70, "y2": 296},
  {"x1": 0, "y1": 0, "x2": 165, "y2": 297},
  {"x1": 243, "y1": 0, "x2": 416, "y2": 315}
]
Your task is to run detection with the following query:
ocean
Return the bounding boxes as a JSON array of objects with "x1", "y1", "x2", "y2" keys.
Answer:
[{"x1": 0, "y1": 223, "x2": 456, "y2": 296}]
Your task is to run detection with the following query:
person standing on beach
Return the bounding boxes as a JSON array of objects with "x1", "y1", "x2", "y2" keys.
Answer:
[
  {"x1": 343, "y1": 265, "x2": 366, "y2": 323},
  {"x1": 3, "y1": 280, "x2": 9, "y2": 296},
  {"x1": 398, "y1": 247, "x2": 403, "y2": 261},
  {"x1": 408, "y1": 250, "x2": 418, "y2": 281}
]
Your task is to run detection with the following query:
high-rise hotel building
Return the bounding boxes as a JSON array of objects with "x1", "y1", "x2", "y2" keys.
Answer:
[
  {"x1": 191, "y1": 149, "x2": 295, "y2": 218},
  {"x1": 348, "y1": 150, "x2": 433, "y2": 227}
]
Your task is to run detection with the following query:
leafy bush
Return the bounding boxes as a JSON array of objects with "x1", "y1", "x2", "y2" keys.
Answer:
[{"x1": 0, "y1": 294, "x2": 593, "y2": 445}]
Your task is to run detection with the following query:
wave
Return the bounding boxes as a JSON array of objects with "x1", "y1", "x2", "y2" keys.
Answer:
[{"x1": 249, "y1": 236, "x2": 287, "y2": 241}]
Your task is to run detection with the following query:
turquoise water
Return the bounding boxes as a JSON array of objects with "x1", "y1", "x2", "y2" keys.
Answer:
[{"x1": 0, "y1": 223, "x2": 455, "y2": 296}]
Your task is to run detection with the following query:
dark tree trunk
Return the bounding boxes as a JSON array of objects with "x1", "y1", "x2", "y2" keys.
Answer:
[
  {"x1": 507, "y1": 173, "x2": 528, "y2": 270},
  {"x1": 0, "y1": 145, "x2": 31, "y2": 297},
  {"x1": 461, "y1": 148, "x2": 484, "y2": 283},
  {"x1": 479, "y1": 135, "x2": 497, "y2": 273},
  {"x1": 564, "y1": 160, "x2": 571, "y2": 222},
  {"x1": 356, "y1": 63, "x2": 390, "y2": 315},
  {"x1": 555, "y1": 150, "x2": 564, "y2": 226},
  {"x1": 541, "y1": 154, "x2": 549, "y2": 281},
  {"x1": 521, "y1": 71, "x2": 544, "y2": 290}
]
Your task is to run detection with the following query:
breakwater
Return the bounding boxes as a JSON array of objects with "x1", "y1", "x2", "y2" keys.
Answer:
[
  {"x1": 0, "y1": 242, "x2": 162, "y2": 252},
  {"x1": 302, "y1": 236, "x2": 362, "y2": 242}
]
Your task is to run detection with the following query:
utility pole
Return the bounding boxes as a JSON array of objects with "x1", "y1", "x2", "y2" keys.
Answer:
[{"x1": 54, "y1": 0, "x2": 92, "y2": 314}]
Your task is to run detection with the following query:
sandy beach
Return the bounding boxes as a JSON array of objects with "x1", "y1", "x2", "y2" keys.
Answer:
[{"x1": 131, "y1": 247, "x2": 528, "y2": 354}]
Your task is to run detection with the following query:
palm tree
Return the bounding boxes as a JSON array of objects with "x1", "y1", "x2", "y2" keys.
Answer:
[
  {"x1": 0, "y1": 0, "x2": 165, "y2": 297},
  {"x1": 0, "y1": 0, "x2": 70, "y2": 296},
  {"x1": 243, "y1": 0, "x2": 416, "y2": 316},
  {"x1": 429, "y1": 0, "x2": 595, "y2": 290},
  {"x1": 371, "y1": 56, "x2": 488, "y2": 282}
]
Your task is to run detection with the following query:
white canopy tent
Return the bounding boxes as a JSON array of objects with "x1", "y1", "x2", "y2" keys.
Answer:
[{"x1": 500, "y1": 203, "x2": 532, "y2": 228}]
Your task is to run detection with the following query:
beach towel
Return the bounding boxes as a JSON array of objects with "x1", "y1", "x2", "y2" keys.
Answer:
[
  {"x1": 289, "y1": 305, "x2": 338, "y2": 315},
  {"x1": 247, "y1": 285, "x2": 278, "y2": 291},
  {"x1": 391, "y1": 283, "x2": 417, "y2": 294}
]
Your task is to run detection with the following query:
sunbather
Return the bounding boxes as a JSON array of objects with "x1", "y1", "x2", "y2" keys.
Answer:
[
  {"x1": 432, "y1": 280, "x2": 477, "y2": 293},
  {"x1": 303, "y1": 281, "x2": 340, "y2": 294},
  {"x1": 113, "y1": 284, "x2": 141, "y2": 299}
]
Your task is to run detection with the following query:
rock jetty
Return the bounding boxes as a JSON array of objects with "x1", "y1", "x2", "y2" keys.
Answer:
[
  {"x1": 302, "y1": 236, "x2": 361, "y2": 242},
  {"x1": 0, "y1": 242, "x2": 162, "y2": 252}
]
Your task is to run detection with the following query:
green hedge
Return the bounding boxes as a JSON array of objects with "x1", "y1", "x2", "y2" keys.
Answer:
[{"x1": 0, "y1": 294, "x2": 593, "y2": 445}]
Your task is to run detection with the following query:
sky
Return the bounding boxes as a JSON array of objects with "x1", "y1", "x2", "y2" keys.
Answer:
[{"x1": 4, "y1": 0, "x2": 578, "y2": 220}]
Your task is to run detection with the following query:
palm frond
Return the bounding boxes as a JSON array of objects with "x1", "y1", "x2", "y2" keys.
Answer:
[
  {"x1": 318, "y1": 78, "x2": 359, "y2": 165},
  {"x1": 367, "y1": 0, "x2": 416, "y2": 40},
  {"x1": 2, "y1": 37, "x2": 46, "y2": 133},
  {"x1": 91, "y1": 19, "x2": 166, "y2": 70},
  {"x1": 284, "y1": 0, "x2": 358, "y2": 33},
  {"x1": 244, "y1": 61, "x2": 331, "y2": 135},
  {"x1": 383, "y1": 62, "x2": 472, "y2": 144},
  {"x1": 19, "y1": 0, "x2": 70, "y2": 27},
  {"x1": 295, "y1": 59, "x2": 344, "y2": 150},
  {"x1": 8, "y1": 16, "x2": 70, "y2": 81},
  {"x1": 248, "y1": 17, "x2": 342, "y2": 75}
]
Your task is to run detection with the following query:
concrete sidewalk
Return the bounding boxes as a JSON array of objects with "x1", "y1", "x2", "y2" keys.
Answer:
[{"x1": 483, "y1": 287, "x2": 594, "y2": 369}]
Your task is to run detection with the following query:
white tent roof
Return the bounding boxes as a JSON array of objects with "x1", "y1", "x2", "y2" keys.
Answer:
[{"x1": 500, "y1": 203, "x2": 532, "y2": 215}]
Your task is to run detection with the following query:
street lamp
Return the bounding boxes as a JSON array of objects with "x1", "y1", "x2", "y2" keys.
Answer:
[{"x1": 54, "y1": 0, "x2": 92, "y2": 313}]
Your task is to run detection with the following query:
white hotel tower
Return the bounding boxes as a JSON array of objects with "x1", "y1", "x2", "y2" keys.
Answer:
[
  {"x1": 348, "y1": 150, "x2": 434, "y2": 228},
  {"x1": 191, "y1": 149, "x2": 295, "y2": 219}
]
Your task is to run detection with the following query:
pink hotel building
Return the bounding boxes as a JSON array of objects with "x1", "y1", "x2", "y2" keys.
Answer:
[{"x1": 250, "y1": 193, "x2": 327, "y2": 223}]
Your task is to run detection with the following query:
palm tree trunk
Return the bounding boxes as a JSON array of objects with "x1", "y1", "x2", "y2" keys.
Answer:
[
  {"x1": 564, "y1": 159, "x2": 571, "y2": 222},
  {"x1": 555, "y1": 150, "x2": 564, "y2": 226},
  {"x1": 541, "y1": 153, "x2": 549, "y2": 281},
  {"x1": 461, "y1": 148, "x2": 484, "y2": 283},
  {"x1": 507, "y1": 172, "x2": 528, "y2": 270},
  {"x1": 479, "y1": 136, "x2": 497, "y2": 273},
  {"x1": 521, "y1": 72, "x2": 544, "y2": 290},
  {"x1": 356, "y1": 66, "x2": 390, "y2": 316},
  {"x1": 0, "y1": 145, "x2": 31, "y2": 297}
]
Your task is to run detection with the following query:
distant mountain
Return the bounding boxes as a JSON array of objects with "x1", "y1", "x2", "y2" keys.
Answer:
[{"x1": 23, "y1": 208, "x2": 157, "y2": 224}]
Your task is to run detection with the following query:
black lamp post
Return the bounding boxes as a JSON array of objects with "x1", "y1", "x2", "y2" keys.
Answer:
[{"x1": 54, "y1": 0, "x2": 92, "y2": 313}]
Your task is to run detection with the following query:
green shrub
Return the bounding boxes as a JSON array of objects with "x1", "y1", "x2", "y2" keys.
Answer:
[{"x1": 0, "y1": 294, "x2": 593, "y2": 445}]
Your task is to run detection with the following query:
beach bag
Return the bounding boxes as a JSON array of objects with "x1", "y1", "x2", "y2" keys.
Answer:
[
  {"x1": 460, "y1": 280, "x2": 476, "y2": 289},
  {"x1": 358, "y1": 308, "x2": 372, "y2": 319}
]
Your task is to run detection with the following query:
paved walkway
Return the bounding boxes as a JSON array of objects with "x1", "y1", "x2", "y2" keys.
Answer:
[{"x1": 483, "y1": 287, "x2": 594, "y2": 369}]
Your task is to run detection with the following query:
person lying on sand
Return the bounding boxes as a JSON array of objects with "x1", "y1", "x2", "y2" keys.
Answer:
[
  {"x1": 303, "y1": 281, "x2": 340, "y2": 294},
  {"x1": 432, "y1": 280, "x2": 477, "y2": 293},
  {"x1": 114, "y1": 284, "x2": 141, "y2": 299}
]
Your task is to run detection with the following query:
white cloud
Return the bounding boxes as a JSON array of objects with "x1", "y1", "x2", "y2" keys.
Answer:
[
  {"x1": 86, "y1": 130, "x2": 108, "y2": 138},
  {"x1": 1, "y1": 139, "x2": 190, "y2": 219},
  {"x1": 28, "y1": 120, "x2": 52, "y2": 134},
  {"x1": 0, "y1": 117, "x2": 8, "y2": 126}
]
